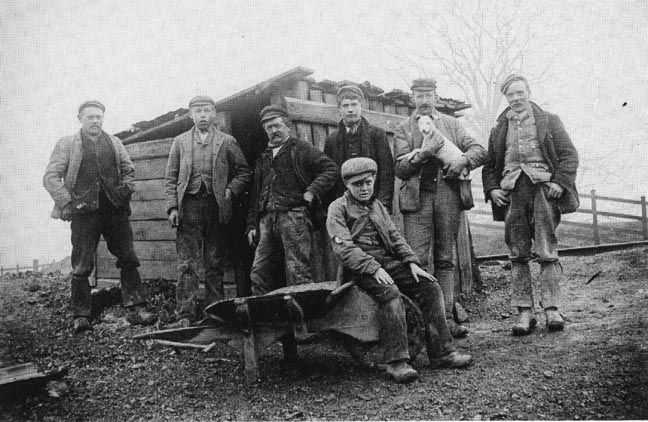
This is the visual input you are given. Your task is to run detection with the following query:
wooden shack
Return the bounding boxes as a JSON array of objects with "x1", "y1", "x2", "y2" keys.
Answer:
[{"x1": 98, "y1": 67, "x2": 474, "y2": 298}]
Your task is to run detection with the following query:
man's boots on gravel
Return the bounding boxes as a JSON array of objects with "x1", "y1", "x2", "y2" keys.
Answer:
[
  {"x1": 429, "y1": 350, "x2": 473, "y2": 369},
  {"x1": 545, "y1": 307, "x2": 565, "y2": 331},
  {"x1": 512, "y1": 307, "x2": 537, "y2": 336},
  {"x1": 385, "y1": 360, "x2": 419, "y2": 383},
  {"x1": 437, "y1": 269, "x2": 469, "y2": 338}
]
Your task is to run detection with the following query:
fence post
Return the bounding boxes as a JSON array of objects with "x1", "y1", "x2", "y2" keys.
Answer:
[
  {"x1": 591, "y1": 189, "x2": 600, "y2": 245},
  {"x1": 16, "y1": 264, "x2": 20, "y2": 275},
  {"x1": 1, "y1": 267, "x2": 3, "y2": 276},
  {"x1": 641, "y1": 196, "x2": 647, "y2": 240},
  {"x1": 33, "y1": 259, "x2": 39, "y2": 273}
]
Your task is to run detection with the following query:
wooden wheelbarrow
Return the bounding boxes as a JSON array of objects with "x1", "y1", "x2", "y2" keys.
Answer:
[{"x1": 133, "y1": 281, "x2": 425, "y2": 383}]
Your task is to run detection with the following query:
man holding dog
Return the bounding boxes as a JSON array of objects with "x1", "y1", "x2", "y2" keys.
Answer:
[{"x1": 394, "y1": 78, "x2": 487, "y2": 338}]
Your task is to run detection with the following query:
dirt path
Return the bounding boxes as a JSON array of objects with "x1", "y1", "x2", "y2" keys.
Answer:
[{"x1": 1, "y1": 248, "x2": 647, "y2": 421}]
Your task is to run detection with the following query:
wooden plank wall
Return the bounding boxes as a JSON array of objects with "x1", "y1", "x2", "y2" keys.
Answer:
[{"x1": 97, "y1": 77, "x2": 474, "y2": 297}]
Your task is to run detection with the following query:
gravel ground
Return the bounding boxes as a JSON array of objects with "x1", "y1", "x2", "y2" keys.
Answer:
[{"x1": 1, "y1": 248, "x2": 647, "y2": 421}]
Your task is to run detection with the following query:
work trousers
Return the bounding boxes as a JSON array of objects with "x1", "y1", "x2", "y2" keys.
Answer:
[
  {"x1": 70, "y1": 205, "x2": 145, "y2": 317},
  {"x1": 250, "y1": 207, "x2": 313, "y2": 295},
  {"x1": 176, "y1": 191, "x2": 226, "y2": 318},
  {"x1": 505, "y1": 174, "x2": 562, "y2": 308},
  {"x1": 402, "y1": 176, "x2": 462, "y2": 316},
  {"x1": 402, "y1": 177, "x2": 462, "y2": 274},
  {"x1": 354, "y1": 249, "x2": 454, "y2": 364}
]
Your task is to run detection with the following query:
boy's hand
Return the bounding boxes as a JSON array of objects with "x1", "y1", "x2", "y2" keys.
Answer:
[
  {"x1": 373, "y1": 268, "x2": 395, "y2": 285},
  {"x1": 168, "y1": 208, "x2": 179, "y2": 228},
  {"x1": 409, "y1": 263, "x2": 436, "y2": 283}
]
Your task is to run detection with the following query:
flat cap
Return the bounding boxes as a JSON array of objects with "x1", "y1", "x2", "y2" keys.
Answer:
[
  {"x1": 500, "y1": 74, "x2": 529, "y2": 94},
  {"x1": 259, "y1": 105, "x2": 289, "y2": 123},
  {"x1": 336, "y1": 85, "x2": 364, "y2": 101},
  {"x1": 341, "y1": 157, "x2": 377, "y2": 183},
  {"x1": 78, "y1": 100, "x2": 105, "y2": 114},
  {"x1": 410, "y1": 78, "x2": 437, "y2": 91},
  {"x1": 188, "y1": 95, "x2": 215, "y2": 108}
]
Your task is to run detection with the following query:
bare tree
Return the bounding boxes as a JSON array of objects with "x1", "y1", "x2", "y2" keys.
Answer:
[{"x1": 381, "y1": 0, "x2": 558, "y2": 140}]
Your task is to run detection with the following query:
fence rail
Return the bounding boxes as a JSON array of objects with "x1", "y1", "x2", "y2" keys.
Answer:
[
  {"x1": 470, "y1": 183, "x2": 648, "y2": 244},
  {"x1": 0, "y1": 260, "x2": 52, "y2": 277}
]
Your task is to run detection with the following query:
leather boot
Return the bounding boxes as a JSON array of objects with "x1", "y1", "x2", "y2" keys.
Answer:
[
  {"x1": 512, "y1": 307, "x2": 537, "y2": 336},
  {"x1": 446, "y1": 315, "x2": 469, "y2": 339},
  {"x1": 429, "y1": 350, "x2": 473, "y2": 369},
  {"x1": 545, "y1": 307, "x2": 565, "y2": 331},
  {"x1": 385, "y1": 360, "x2": 418, "y2": 383}
]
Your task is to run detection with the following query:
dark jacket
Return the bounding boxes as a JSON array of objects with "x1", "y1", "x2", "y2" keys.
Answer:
[
  {"x1": 44, "y1": 130, "x2": 135, "y2": 219},
  {"x1": 482, "y1": 102, "x2": 579, "y2": 221},
  {"x1": 324, "y1": 117, "x2": 394, "y2": 212},
  {"x1": 326, "y1": 192, "x2": 420, "y2": 276},
  {"x1": 247, "y1": 137, "x2": 338, "y2": 231},
  {"x1": 164, "y1": 125, "x2": 252, "y2": 220}
]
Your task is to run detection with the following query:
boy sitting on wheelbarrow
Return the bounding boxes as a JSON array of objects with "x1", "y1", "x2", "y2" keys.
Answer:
[{"x1": 326, "y1": 157, "x2": 472, "y2": 383}]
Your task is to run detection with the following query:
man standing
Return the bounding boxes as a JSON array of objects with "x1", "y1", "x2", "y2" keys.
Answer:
[
  {"x1": 394, "y1": 78, "x2": 487, "y2": 338},
  {"x1": 246, "y1": 105, "x2": 338, "y2": 295},
  {"x1": 324, "y1": 85, "x2": 394, "y2": 211},
  {"x1": 44, "y1": 101, "x2": 155, "y2": 333},
  {"x1": 165, "y1": 96, "x2": 251, "y2": 323},
  {"x1": 482, "y1": 74, "x2": 579, "y2": 335}
]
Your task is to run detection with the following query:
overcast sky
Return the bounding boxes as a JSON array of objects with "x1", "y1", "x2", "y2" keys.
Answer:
[{"x1": 1, "y1": 0, "x2": 647, "y2": 267}]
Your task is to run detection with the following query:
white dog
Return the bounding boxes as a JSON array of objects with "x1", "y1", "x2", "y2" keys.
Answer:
[{"x1": 398, "y1": 114, "x2": 469, "y2": 179}]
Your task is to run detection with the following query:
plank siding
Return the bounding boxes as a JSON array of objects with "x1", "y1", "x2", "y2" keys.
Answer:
[{"x1": 133, "y1": 157, "x2": 168, "y2": 180}]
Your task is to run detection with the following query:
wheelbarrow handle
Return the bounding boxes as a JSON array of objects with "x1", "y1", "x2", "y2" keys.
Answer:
[{"x1": 325, "y1": 281, "x2": 356, "y2": 308}]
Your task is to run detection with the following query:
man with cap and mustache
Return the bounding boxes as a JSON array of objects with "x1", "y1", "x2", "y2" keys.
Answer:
[
  {"x1": 324, "y1": 85, "x2": 394, "y2": 212},
  {"x1": 483, "y1": 74, "x2": 579, "y2": 336},
  {"x1": 327, "y1": 157, "x2": 472, "y2": 383},
  {"x1": 394, "y1": 78, "x2": 487, "y2": 338},
  {"x1": 246, "y1": 105, "x2": 338, "y2": 294},
  {"x1": 44, "y1": 100, "x2": 156, "y2": 333},
  {"x1": 165, "y1": 96, "x2": 252, "y2": 325}
]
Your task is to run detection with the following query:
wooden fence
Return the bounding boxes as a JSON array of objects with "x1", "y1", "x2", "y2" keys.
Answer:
[
  {"x1": 467, "y1": 183, "x2": 648, "y2": 250},
  {"x1": 0, "y1": 260, "x2": 50, "y2": 276}
]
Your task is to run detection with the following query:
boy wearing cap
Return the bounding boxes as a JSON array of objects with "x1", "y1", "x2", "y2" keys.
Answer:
[
  {"x1": 324, "y1": 85, "x2": 394, "y2": 212},
  {"x1": 394, "y1": 78, "x2": 487, "y2": 338},
  {"x1": 327, "y1": 157, "x2": 472, "y2": 383},
  {"x1": 165, "y1": 95, "x2": 252, "y2": 323},
  {"x1": 246, "y1": 105, "x2": 338, "y2": 294},
  {"x1": 483, "y1": 74, "x2": 579, "y2": 335},
  {"x1": 44, "y1": 101, "x2": 156, "y2": 333}
]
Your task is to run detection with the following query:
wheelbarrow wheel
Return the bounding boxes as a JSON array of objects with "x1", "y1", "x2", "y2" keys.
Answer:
[{"x1": 342, "y1": 293, "x2": 425, "y2": 369}]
